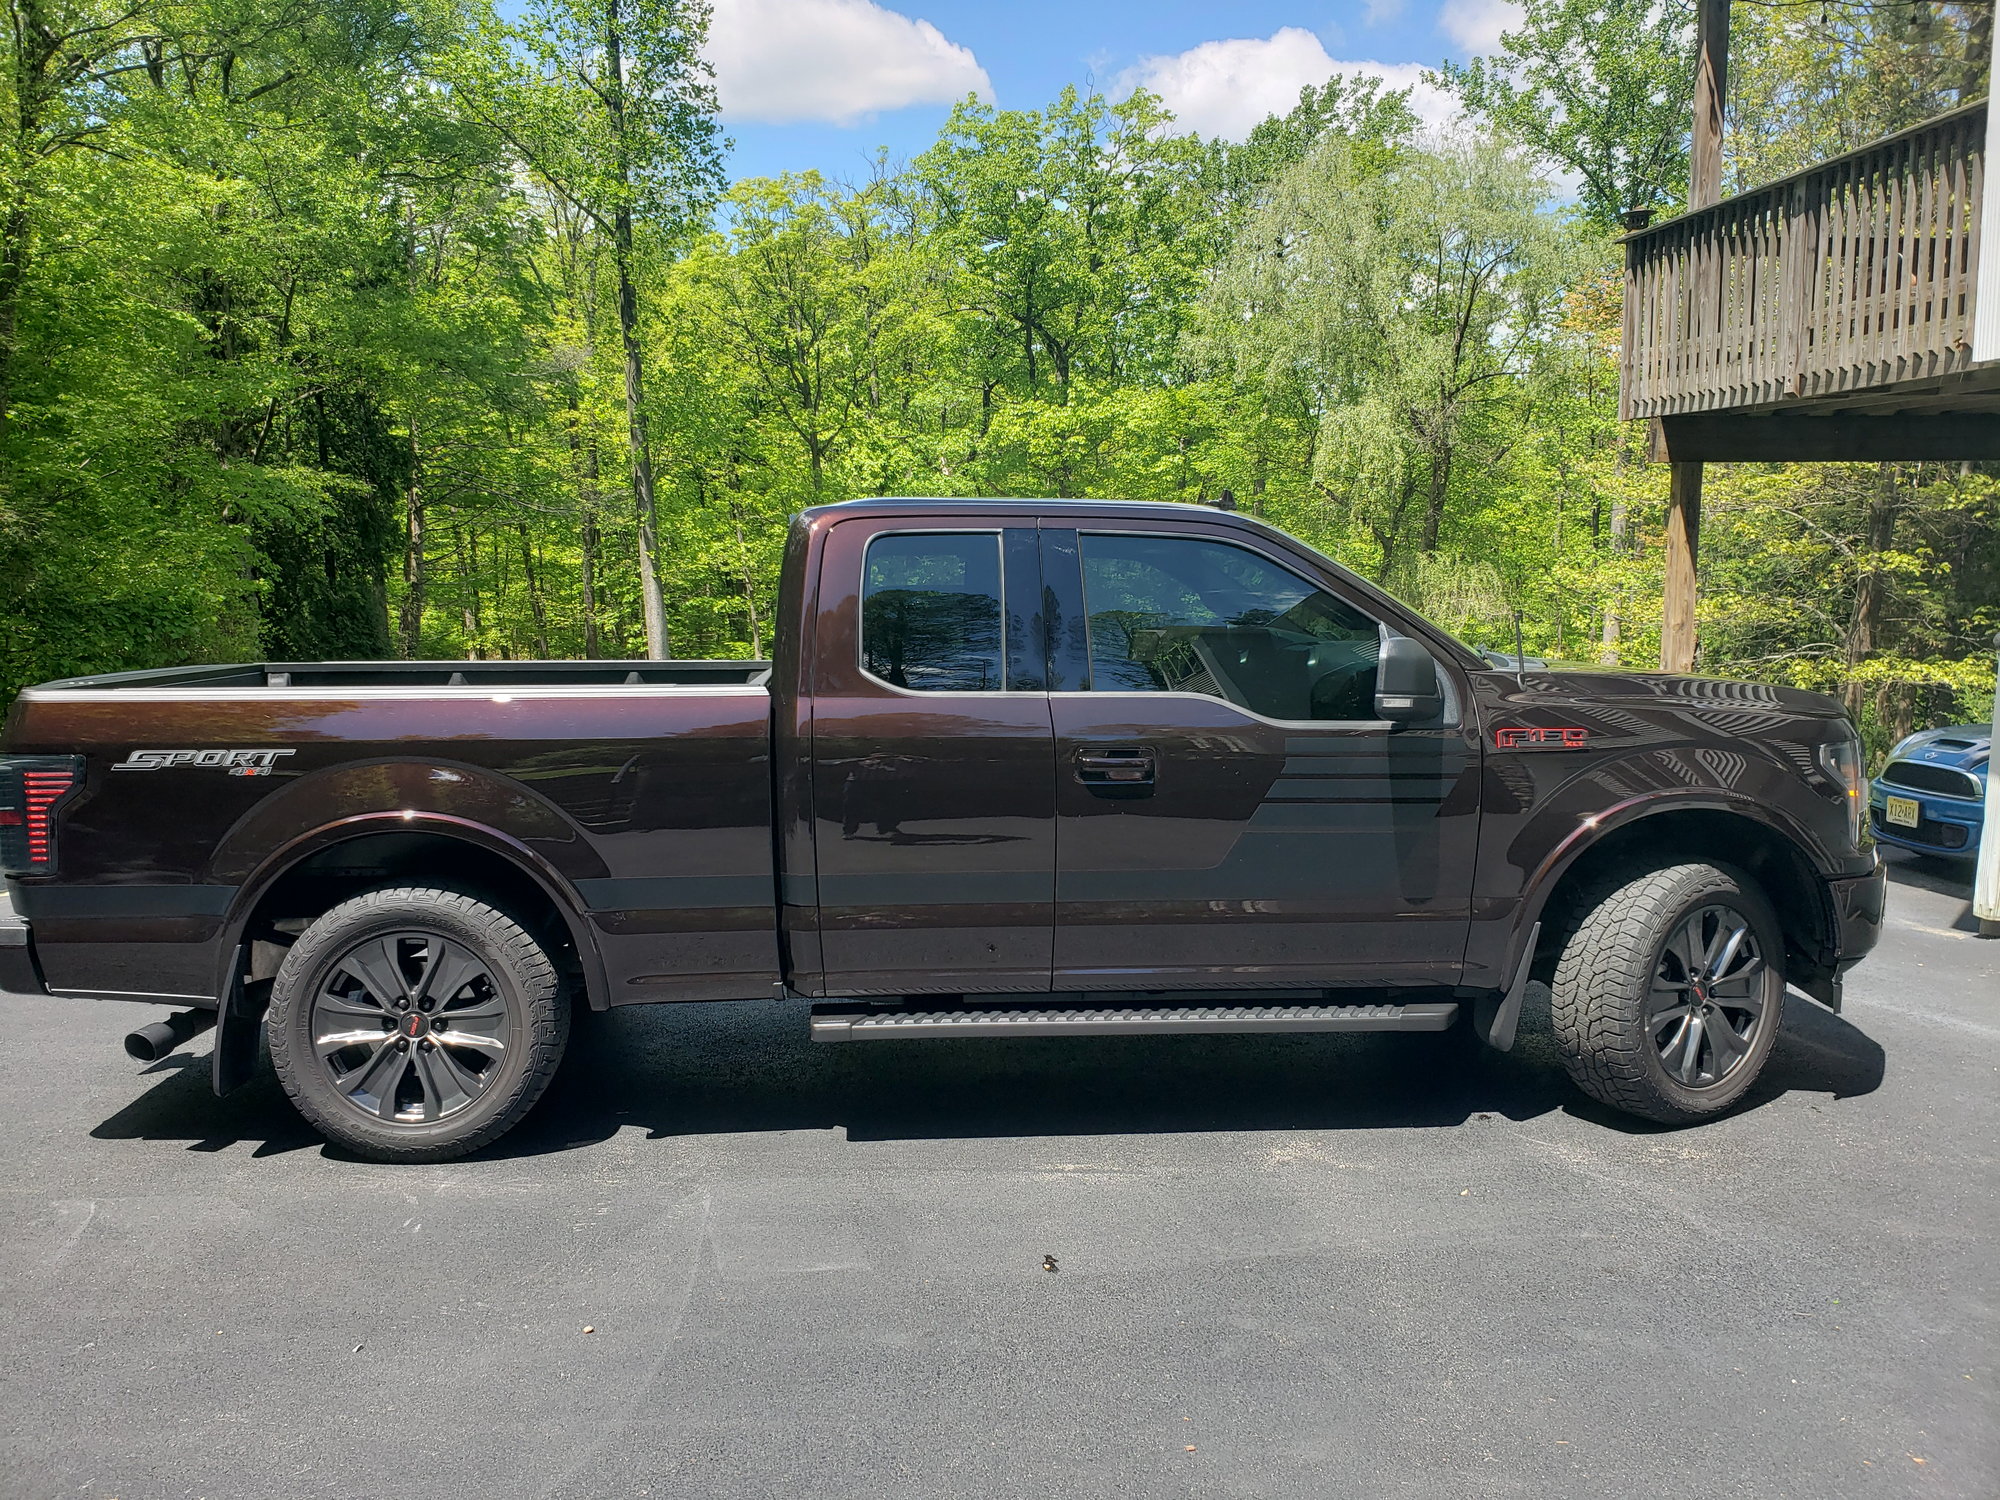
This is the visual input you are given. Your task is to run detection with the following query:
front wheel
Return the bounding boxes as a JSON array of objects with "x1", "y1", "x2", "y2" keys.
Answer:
[
  {"x1": 267, "y1": 887, "x2": 569, "y2": 1162},
  {"x1": 1549, "y1": 862, "x2": 1786, "y2": 1124}
]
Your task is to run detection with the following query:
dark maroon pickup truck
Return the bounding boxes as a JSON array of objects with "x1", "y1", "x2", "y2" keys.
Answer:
[{"x1": 0, "y1": 499, "x2": 1884, "y2": 1160}]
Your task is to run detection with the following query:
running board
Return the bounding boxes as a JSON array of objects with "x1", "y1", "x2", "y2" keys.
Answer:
[{"x1": 809, "y1": 1000, "x2": 1458, "y2": 1043}]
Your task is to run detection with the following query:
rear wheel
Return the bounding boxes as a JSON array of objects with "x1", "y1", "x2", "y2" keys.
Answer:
[
  {"x1": 267, "y1": 887, "x2": 569, "y2": 1162},
  {"x1": 1549, "y1": 862, "x2": 1785, "y2": 1124}
]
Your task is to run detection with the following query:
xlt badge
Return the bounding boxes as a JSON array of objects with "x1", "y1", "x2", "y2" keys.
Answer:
[{"x1": 111, "y1": 748, "x2": 297, "y2": 776}]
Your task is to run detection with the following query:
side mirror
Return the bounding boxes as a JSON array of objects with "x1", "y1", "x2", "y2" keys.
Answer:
[{"x1": 1375, "y1": 637, "x2": 1444, "y2": 722}]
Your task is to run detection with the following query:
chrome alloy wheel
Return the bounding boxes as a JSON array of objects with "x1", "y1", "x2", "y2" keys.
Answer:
[
  {"x1": 309, "y1": 932, "x2": 511, "y2": 1124},
  {"x1": 1648, "y1": 903, "x2": 1771, "y2": 1089}
]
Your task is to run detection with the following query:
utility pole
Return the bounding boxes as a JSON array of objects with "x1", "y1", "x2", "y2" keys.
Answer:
[{"x1": 1662, "y1": 0, "x2": 1729, "y2": 673}]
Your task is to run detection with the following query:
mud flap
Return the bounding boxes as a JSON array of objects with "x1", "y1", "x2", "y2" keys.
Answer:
[
  {"x1": 211, "y1": 947, "x2": 270, "y2": 1096},
  {"x1": 1472, "y1": 921, "x2": 1539, "y2": 1053}
]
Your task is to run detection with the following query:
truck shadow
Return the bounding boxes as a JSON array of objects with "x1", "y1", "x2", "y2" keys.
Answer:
[{"x1": 90, "y1": 987, "x2": 1886, "y2": 1160}]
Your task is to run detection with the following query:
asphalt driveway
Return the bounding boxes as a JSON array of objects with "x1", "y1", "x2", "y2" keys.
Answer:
[{"x1": 1, "y1": 853, "x2": 1993, "y2": 1499}]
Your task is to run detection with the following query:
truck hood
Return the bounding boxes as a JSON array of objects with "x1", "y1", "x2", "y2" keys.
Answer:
[{"x1": 1502, "y1": 669, "x2": 1850, "y2": 720}]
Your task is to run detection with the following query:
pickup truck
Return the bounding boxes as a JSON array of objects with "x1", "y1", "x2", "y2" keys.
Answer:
[{"x1": 0, "y1": 498, "x2": 1885, "y2": 1161}]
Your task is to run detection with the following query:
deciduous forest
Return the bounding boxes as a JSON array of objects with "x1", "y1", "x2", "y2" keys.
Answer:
[{"x1": 2, "y1": 0, "x2": 1994, "y2": 749}]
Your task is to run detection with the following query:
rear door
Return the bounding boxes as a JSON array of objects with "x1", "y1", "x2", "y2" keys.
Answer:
[
  {"x1": 1042, "y1": 521, "x2": 1480, "y2": 992},
  {"x1": 805, "y1": 516, "x2": 1055, "y2": 996}
]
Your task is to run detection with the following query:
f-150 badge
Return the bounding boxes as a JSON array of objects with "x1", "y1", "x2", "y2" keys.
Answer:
[
  {"x1": 112, "y1": 748, "x2": 297, "y2": 776},
  {"x1": 1494, "y1": 727, "x2": 1590, "y2": 750}
]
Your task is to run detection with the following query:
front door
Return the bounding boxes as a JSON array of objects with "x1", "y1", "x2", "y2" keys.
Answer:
[
  {"x1": 806, "y1": 517, "x2": 1055, "y2": 996},
  {"x1": 1042, "y1": 522, "x2": 1479, "y2": 992}
]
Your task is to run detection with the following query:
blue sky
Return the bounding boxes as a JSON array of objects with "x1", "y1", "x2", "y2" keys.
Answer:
[{"x1": 707, "y1": 0, "x2": 1519, "y2": 184}]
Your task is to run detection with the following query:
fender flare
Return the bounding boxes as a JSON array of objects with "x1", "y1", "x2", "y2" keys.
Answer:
[
  {"x1": 1494, "y1": 789, "x2": 1839, "y2": 991},
  {"x1": 209, "y1": 812, "x2": 610, "y2": 1096}
]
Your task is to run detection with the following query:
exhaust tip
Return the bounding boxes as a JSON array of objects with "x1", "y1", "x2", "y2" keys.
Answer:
[
  {"x1": 124, "y1": 1010, "x2": 216, "y2": 1063},
  {"x1": 124, "y1": 1022, "x2": 177, "y2": 1062}
]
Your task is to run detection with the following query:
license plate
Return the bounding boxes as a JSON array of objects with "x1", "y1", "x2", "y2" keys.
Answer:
[{"x1": 1884, "y1": 795, "x2": 1921, "y2": 828}]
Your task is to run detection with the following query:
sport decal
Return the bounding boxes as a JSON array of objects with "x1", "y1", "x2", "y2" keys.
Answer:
[{"x1": 111, "y1": 748, "x2": 297, "y2": 777}]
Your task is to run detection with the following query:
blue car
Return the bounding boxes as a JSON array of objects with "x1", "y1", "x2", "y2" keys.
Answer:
[{"x1": 1869, "y1": 723, "x2": 1991, "y2": 862}]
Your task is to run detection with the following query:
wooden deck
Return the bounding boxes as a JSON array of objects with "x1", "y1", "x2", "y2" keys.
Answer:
[{"x1": 1622, "y1": 100, "x2": 1991, "y2": 424}]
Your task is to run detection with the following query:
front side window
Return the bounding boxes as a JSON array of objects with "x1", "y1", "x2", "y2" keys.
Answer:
[
  {"x1": 1080, "y1": 534, "x2": 1382, "y2": 721},
  {"x1": 861, "y1": 533, "x2": 1004, "y2": 691}
]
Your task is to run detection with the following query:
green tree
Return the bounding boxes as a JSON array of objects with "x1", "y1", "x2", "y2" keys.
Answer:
[
  {"x1": 1431, "y1": 0, "x2": 1698, "y2": 227},
  {"x1": 1194, "y1": 134, "x2": 1572, "y2": 582},
  {"x1": 915, "y1": 87, "x2": 1211, "y2": 402},
  {"x1": 1726, "y1": 1, "x2": 1992, "y2": 184},
  {"x1": 462, "y1": 0, "x2": 723, "y2": 656}
]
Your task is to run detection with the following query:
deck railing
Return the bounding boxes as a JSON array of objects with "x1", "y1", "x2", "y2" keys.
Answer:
[{"x1": 1622, "y1": 99, "x2": 1987, "y2": 420}]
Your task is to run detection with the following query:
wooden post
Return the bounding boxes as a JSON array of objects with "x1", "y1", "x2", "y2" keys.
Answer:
[
  {"x1": 1663, "y1": 0, "x2": 1730, "y2": 672},
  {"x1": 1689, "y1": 0, "x2": 1729, "y2": 213},
  {"x1": 1976, "y1": 18, "x2": 1999, "y2": 363},
  {"x1": 1662, "y1": 463, "x2": 1702, "y2": 672}
]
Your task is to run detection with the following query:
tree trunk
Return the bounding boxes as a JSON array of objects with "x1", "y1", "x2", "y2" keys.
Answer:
[
  {"x1": 616, "y1": 245, "x2": 668, "y2": 657},
  {"x1": 732, "y1": 502, "x2": 762, "y2": 658},
  {"x1": 0, "y1": 10, "x2": 54, "y2": 458},
  {"x1": 1599, "y1": 487, "x2": 1626, "y2": 666},
  {"x1": 1843, "y1": 464, "x2": 1902, "y2": 715},
  {"x1": 458, "y1": 527, "x2": 484, "y2": 659},
  {"x1": 604, "y1": 9, "x2": 670, "y2": 659},
  {"x1": 580, "y1": 506, "x2": 603, "y2": 659},
  {"x1": 1960, "y1": 4, "x2": 1991, "y2": 104},
  {"x1": 0, "y1": 194, "x2": 31, "y2": 455},
  {"x1": 518, "y1": 523, "x2": 551, "y2": 658},
  {"x1": 566, "y1": 399, "x2": 605, "y2": 658},
  {"x1": 1420, "y1": 441, "x2": 1450, "y2": 553},
  {"x1": 398, "y1": 425, "x2": 426, "y2": 657}
]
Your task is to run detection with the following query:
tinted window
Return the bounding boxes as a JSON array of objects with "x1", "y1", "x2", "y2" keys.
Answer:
[
  {"x1": 1080, "y1": 534, "x2": 1382, "y2": 720},
  {"x1": 862, "y1": 533, "x2": 1004, "y2": 691}
]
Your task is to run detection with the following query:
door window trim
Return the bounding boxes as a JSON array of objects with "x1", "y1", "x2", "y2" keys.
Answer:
[
  {"x1": 855, "y1": 527, "x2": 1044, "y2": 698},
  {"x1": 1062, "y1": 528, "x2": 1458, "y2": 729}
]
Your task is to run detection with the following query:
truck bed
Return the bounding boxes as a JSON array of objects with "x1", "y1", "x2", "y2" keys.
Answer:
[{"x1": 5, "y1": 661, "x2": 781, "y2": 1007}]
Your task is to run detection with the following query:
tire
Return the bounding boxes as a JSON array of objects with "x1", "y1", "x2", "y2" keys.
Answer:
[
  {"x1": 267, "y1": 887, "x2": 569, "y2": 1162},
  {"x1": 1549, "y1": 862, "x2": 1786, "y2": 1125}
]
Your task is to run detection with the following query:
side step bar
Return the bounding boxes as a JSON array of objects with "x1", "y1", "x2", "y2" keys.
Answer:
[{"x1": 810, "y1": 1000, "x2": 1458, "y2": 1043}]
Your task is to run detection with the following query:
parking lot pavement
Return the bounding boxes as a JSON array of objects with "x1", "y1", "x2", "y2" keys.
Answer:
[{"x1": 0, "y1": 855, "x2": 1993, "y2": 1500}]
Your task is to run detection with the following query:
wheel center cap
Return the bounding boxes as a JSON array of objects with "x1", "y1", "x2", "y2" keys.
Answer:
[{"x1": 403, "y1": 1011, "x2": 429, "y2": 1040}]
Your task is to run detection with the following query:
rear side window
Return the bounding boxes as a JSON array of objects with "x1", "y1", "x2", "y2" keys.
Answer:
[
  {"x1": 861, "y1": 533, "x2": 1004, "y2": 691},
  {"x1": 1080, "y1": 533, "x2": 1382, "y2": 721}
]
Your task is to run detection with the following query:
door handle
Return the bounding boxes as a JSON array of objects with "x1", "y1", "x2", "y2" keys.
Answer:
[{"x1": 1074, "y1": 748, "x2": 1155, "y2": 787}]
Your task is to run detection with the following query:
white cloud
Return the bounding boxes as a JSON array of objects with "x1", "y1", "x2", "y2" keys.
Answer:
[
  {"x1": 1116, "y1": 27, "x2": 1458, "y2": 141},
  {"x1": 706, "y1": 0, "x2": 992, "y2": 127},
  {"x1": 1438, "y1": 0, "x2": 1524, "y2": 55}
]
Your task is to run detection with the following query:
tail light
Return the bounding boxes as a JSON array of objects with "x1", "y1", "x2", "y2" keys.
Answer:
[{"x1": 0, "y1": 757, "x2": 84, "y2": 875}]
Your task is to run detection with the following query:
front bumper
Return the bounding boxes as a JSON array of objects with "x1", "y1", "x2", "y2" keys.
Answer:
[
  {"x1": 0, "y1": 884, "x2": 45, "y2": 995},
  {"x1": 1828, "y1": 856, "x2": 1886, "y2": 968}
]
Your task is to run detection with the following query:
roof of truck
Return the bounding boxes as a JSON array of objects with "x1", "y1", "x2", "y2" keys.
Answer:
[{"x1": 804, "y1": 497, "x2": 1251, "y2": 521}]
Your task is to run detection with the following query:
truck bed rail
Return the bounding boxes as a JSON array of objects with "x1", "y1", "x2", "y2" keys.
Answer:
[{"x1": 27, "y1": 660, "x2": 773, "y2": 692}]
